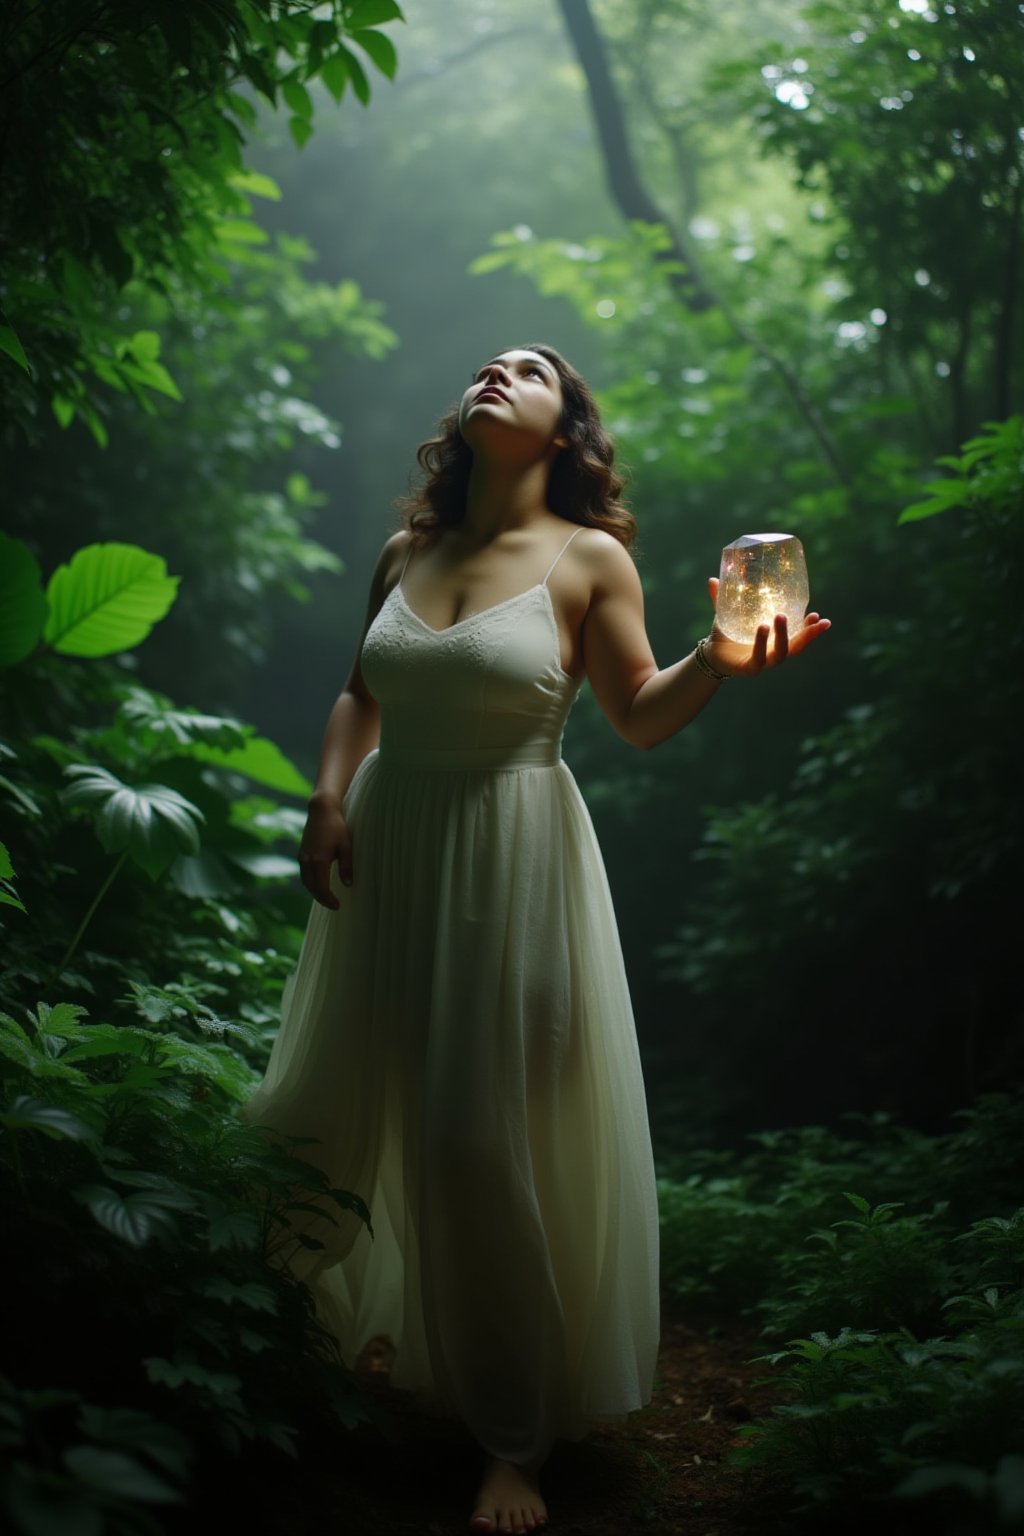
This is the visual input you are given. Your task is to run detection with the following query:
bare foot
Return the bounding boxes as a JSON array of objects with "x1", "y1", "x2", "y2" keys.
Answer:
[{"x1": 469, "y1": 1455, "x2": 549, "y2": 1533}]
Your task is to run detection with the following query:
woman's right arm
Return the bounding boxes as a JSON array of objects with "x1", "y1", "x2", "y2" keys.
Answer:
[{"x1": 300, "y1": 529, "x2": 410, "y2": 908}]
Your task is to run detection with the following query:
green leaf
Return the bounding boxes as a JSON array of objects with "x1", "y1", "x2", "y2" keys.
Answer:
[
  {"x1": 227, "y1": 169, "x2": 282, "y2": 201},
  {"x1": 347, "y1": 0, "x2": 404, "y2": 26},
  {"x1": 44, "y1": 543, "x2": 179, "y2": 656},
  {"x1": 241, "y1": 52, "x2": 276, "y2": 105},
  {"x1": 59, "y1": 1024, "x2": 155, "y2": 1062},
  {"x1": 61, "y1": 764, "x2": 205, "y2": 878},
  {"x1": 205, "y1": 1204, "x2": 260, "y2": 1252},
  {"x1": 199, "y1": 1278, "x2": 277, "y2": 1312},
  {"x1": 0, "y1": 323, "x2": 31, "y2": 373},
  {"x1": 0, "y1": 1095, "x2": 95, "y2": 1141},
  {"x1": 320, "y1": 53, "x2": 349, "y2": 101},
  {"x1": 0, "y1": 839, "x2": 25, "y2": 912},
  {"x1": 0, "y1": 533, "x2": 48, "y2": 667},
  {"x1": 351, "y1": 27, "x2": 398, "y2": 78},
  {"x1": 282, "y1": 77, "x2": 313, "y2": 119},
  {"x1": 52, "y1": 394, "x2": 77, "y2": 428},
  {"x1": 841, "y1": 1191, "x2": 871, "y2": 1214},
  {"x1": 74, "y1": 1185, "x2": 182, "y2": 1246},
  {"x1": 34, "y1": 1001, "x2": 91, "y2": 1038},
  {"x1": 226, "y1": 850, "x2": 296, "y2": 880},
  {"x1": 167, "y1": 848, "x2": 239, "y2": 899},
  {"x1": 115, "y1": 686, "x2": 247, "y2": 752},
  {"x1": 288, "y1": 115, "x2": 313, "y2": 149},
  {"x1": 120, "y1": 357, "x2": 183, "y2": 402},
  {"x1": 225, "y1": 91, "x2": 258, "y2": 128},
  {"x1": 190, "y1": 734, "x2": 312, "y2": 796},
  {"x1": 893, "y1": 1463, "x2": 989, "y2": 1500},
  {"x1": 214, "y1": 218, "x2": 269, "y2": 246},
  {"x1": 62, "y1": 1446, "x2": 182, "y2": 1504},
  {"x1": 143, "y1": 1357, "x2": 242, "y2": 1395},
  {"x1": 125, "y1": 330, "x2": 161, "y2": 362},
  {"x1": 81, "y1": 401, "x2": 109, "y2": 450},
  {"x1": 337, "y1": 43, "x2": 370, "y2": 103}
]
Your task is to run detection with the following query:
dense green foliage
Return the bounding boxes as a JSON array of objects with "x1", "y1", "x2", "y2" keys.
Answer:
[
  {"x1": 2, "y1": 0, "x2": 1022, "y2": 1532},
  {"x1": 0, "y1": 0, "x2": 401, "y2": 439},
  {"x1": 0, "y1": 546, "x2": 386, "y2": 1533},
  {"x1": 465, "y1": 0, "x2": 1022, "y2": 1136},
  {"x1": 658, "y1": 1091, "x2": 1024, "y2": 1530},
  {"x1": 1, "y1": 0, "x2": 399, "y2": 697},
  {"x1": 1, "y1": 5, "x2": 405, "y2": 1531}
]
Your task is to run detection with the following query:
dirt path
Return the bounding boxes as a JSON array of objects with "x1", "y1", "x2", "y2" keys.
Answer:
[{"x1": 265, "y1": 1307, "x2": 794, "y2": 1536}]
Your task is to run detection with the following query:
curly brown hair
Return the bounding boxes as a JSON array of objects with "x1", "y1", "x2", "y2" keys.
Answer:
[{"x1": 395, "y1": 342, "x2": 637, "y2": 550}]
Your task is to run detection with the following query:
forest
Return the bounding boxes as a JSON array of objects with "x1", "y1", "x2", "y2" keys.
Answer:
[{"x1": 1, "y1": 0, "x2": 1021, "y2": 1532}]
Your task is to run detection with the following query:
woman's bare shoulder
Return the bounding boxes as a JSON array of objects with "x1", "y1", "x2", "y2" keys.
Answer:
[
  {"x1": 573, "y1": 526, "x2": 640, "y2": 596},
  {"x1": 373, "y1": 527, "x2": 417, "y2": 591}
]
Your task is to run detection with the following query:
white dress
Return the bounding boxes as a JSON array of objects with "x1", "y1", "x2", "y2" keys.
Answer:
[{"x1": 240, "y1": 524, "x2": 660, "y2": 1466}]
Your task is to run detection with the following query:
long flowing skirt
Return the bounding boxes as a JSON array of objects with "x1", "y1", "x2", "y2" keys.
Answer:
[{"x1": 240, "y1": 749, "x2": 660, "y2": 1465}]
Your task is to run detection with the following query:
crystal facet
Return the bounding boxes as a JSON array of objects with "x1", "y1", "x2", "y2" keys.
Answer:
[{"x1": 715, "y1": 533, "x2": 809, "y2": 645}]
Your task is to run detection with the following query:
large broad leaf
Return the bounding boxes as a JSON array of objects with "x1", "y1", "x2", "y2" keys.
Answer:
[
  {"x1": 226, "y1": 849, "x2": 296, "y2": 880},
  {"x1": 115, "y1": 686, "x2": 248, "y2": 752},
  {"x1": 74, "y1": 1184, "x2": 183, "y2": 1246},
  {"x1": 0, "y1": 533, "x2": 48, "y2": 667},
  {"x1": 61, "y1": 764, "x2": 204, "y2": 878},
  {"x1": 44, "y1": 543, "x2": 179, "y2": 656},
  {"x1": 189, "y1": 734, "x2": 312, "y2": 796},
  {"x1": 0, "y1": 1095, "x2": 95, "y2": 1141},
  {"x1": 168, "y1": 849, "x2": 240, "y2": 899}
]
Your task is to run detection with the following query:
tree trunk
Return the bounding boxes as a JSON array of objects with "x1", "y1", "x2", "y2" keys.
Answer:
[
  {"x1": 554, "y1": 0, "x2": 714, "y2": 312},
  {"x1": 555, "y1": 0, "x2": 851, "y2": 489}
]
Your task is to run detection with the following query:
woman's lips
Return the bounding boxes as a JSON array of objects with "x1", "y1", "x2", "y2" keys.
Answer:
[{"x1": 475, "y1": 387, "x2": 509, "y2": 403}]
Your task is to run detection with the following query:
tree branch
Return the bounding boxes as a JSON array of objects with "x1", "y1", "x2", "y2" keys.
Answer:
[
  {"x1": 394, "y1": 26, "x2": 556, "y2": 91},
  {"x1": 554, "y1": 0, "x2": 713, "y2": 312},
  {"x1": 555, "y1": 0, "x2": 852, "y2": 489}
]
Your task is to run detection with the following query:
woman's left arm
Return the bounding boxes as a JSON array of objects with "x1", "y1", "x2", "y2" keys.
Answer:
[{"x1": 581, "y1": 535, "x2": 830, "y2": 752}]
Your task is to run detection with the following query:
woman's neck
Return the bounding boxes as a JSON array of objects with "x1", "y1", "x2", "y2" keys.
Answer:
[{"x1": 461, "y1": 450, "x2": 558, "y2": 544}]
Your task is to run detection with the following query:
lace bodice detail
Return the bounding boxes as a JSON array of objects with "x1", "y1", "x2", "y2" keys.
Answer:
[{"x1": 360, "y1": 529, "x2": 585, "y2": 769}]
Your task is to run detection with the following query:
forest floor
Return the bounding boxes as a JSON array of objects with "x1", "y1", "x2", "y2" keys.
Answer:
[{"x1": 236, "y1": 1305, "x2": 799, "y2": 1536}]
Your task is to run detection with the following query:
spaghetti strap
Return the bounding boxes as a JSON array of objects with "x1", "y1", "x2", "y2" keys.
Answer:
[
  {"x1": 398, "y1": 538, "x2": 415, "y2": 589},
  {"x1": 542, "y1": 525, "x2": 584, "y2": 586}
]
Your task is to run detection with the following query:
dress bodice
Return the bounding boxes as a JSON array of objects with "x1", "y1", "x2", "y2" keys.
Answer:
[{"x1": 360, "y1": 529, "x2": 585, "y2": 770}]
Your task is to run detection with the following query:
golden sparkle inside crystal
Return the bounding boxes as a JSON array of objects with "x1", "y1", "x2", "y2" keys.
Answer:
[{"x1": 716, "y1": 533, "x2": 810, "y2": 645}]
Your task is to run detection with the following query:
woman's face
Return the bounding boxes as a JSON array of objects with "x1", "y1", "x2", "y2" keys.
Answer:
[{"x1": 458, "y1": 349, "x2": 568, "y2": 454}]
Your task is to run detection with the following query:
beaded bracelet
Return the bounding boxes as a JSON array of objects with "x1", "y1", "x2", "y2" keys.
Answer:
[{"x1": 694, "y1": 635, "x2": 732, "y2": 682}]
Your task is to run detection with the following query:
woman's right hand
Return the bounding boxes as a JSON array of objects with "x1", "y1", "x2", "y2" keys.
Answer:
[{"x1": 299, "y1": 792, "x2": 353, "y2": 909}]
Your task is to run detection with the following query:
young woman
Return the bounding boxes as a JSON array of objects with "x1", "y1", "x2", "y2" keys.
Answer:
[{"x1": 241, "y1": 344, "x2": 830, "y2": 1535}]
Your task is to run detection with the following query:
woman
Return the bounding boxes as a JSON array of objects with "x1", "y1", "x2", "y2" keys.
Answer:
[{"x1": 241, "y1": 343, "x2": 830, "y2": 1535}]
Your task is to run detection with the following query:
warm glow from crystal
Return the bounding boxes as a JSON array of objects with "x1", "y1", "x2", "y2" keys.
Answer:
[{"x1": 716, "y1": 533, "x2": 809, "y2": 644}]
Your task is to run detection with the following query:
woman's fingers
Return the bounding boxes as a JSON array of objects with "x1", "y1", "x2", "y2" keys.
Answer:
[
  {"x1": 788, "y1": 615, "x2": 832, "y2": 655},
  {"x1": 772, "y1": 613, "x2": 789, "y2": 664},
  {"x1": 301, "y1": 856, "x2": 340, "y2": 909},
  {"x1": 298, "y1": 806, "x2": 355, "y2": 907},
  {"x1": 337, "y1": 844, "x2": 353, "y2": 887},
  {"x1": 708, "y1": 575, "x2": 720, "y2": 607}
]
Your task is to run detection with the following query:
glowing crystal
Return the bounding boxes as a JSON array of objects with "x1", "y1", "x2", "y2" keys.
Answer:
[{"x1": 716, "y1": 533, "x2": 809, "y2": 645}]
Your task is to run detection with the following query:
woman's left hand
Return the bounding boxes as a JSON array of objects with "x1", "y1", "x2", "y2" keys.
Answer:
[{"x1": 704, "y1": 576, "x2": 832, "y2": 678}]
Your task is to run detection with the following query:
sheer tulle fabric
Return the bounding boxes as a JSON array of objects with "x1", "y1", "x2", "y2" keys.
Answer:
[{"x1": 240, "y1": 531, "x2": 660, "y2": 1466}]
